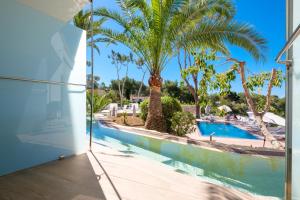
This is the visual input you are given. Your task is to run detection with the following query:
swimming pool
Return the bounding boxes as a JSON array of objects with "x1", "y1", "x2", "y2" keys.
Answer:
[
  {"x1": 198, "y1": 122, "x2": 259, "y2": 139},
  {"x1": 91, "y1": 122, "x2": 284, "y2": 199}
]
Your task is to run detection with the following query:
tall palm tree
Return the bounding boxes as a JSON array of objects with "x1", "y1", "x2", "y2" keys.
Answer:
[{"x1": 95, "y1": 0, "x2": 267, "y2": 132}]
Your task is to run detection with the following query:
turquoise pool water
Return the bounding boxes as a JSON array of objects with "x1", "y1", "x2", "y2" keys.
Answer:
[
  {"x1": 198, "y1": 122, "x2": 259, "y2": 139},
  {"x1": 91, "y1": 122, "x2": 284, "y2": 199}
]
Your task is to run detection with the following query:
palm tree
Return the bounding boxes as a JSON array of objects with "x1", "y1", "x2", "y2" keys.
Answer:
[
  {"x1": 95, "y1": 0, "x2": 267, "y2": 132},
  {"x1": 87, "y1": 92, "x2": 112, "y2": 113},
  {"x1": 73, "y1": 10, "x2": 112, "y2": 56}
]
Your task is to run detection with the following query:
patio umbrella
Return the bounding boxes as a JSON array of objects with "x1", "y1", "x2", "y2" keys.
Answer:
[
  {"x1": 247, "y1": 112, "x2": 285, "y2": 126},
  {"x1": 218, "y1": 105, "x2": 232, "y2": 113}
]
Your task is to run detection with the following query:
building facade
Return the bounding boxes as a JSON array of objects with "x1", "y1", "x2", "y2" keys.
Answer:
[{"x1": 0, "y1": 0, "x2": 88, "y2": 175}]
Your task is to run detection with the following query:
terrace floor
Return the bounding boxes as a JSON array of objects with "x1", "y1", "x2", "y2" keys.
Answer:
[
  {"x1": 0, "y1": 141, "x2": 272, "y2": 200},
  {"x1": 0, "y1": 154, "x2": 106, "y2": 200}
]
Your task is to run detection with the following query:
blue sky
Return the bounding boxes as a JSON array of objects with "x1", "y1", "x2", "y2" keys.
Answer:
[{"x1": 86, "y1": 0, "x2": 286, "y2": 97}]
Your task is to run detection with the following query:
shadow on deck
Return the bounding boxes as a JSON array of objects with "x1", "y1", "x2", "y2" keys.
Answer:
[{"x1": 0, "y1": 154, "x2": 106, "y2": 200}]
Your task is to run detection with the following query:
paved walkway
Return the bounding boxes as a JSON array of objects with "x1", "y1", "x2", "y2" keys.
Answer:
[{"x1": 88, "y1": 142, "x2": 271, "y2": 200}]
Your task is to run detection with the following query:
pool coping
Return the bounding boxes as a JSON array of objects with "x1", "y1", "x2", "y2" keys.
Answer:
[{"x1": 98, "y1": 119, "x2": 285, "y2": 158}]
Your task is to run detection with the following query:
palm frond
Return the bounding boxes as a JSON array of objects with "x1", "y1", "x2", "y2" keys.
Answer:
[
  {"x1": 95, "y1": 0, "x2": 266, "y2": 76},
  {"x1": 181, "y1": 21, "x2": 267, "y2": 60}
]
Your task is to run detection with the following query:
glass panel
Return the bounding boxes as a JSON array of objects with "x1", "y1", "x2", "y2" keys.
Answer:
[
  {"x1": 0, "y1": 0, "x2": 86, "y2": 175},
  {"x1": 0, "y1": 0, "x2": 86, "y2": 85},
  {"x1": 0, "y1": 80, "x2": 86, "y2": 175}
]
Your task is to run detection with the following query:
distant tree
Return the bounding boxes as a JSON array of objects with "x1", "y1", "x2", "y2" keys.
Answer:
[
  {"x1": 179, "y1": 84, "x2": 195, "y2": 103},
  {"x1": 224, "y1": 91, "x2": 240, "y2": 102},
  {"x1": 270, "y1": 96, "x2": 285, "y2": 117},
  {"x1": 99, "y1": 82, "x2": 109, "y2": 91},
  {"x1": 206, "y1": 92, "x2": 284, "y2": 117},
  {"x1": 162, "y1": 80, "x2": 181, "y2": 99},
  {"x1": 108, "y1": 50, "x2": 133, "y2": 106},
  {"x1": 87, "y1": 74, "x2": 100, "y2": 89},
  {"x1": 162, "y1": 80, "x2": 194, "y2": 104},
  {"x1": 106, "y1": 90, "x2": 119, "y2": 103},
  {"x1": 135, "y1": 58, "x2": 147, "y2": 99},
  {"x1": 110, "y1": 78, "x2": 148, "y2": 100}
]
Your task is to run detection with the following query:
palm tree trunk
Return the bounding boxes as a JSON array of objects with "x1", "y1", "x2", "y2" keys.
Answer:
[{"x1": 145, "y1": 73, "x2": 166, "y2": 132}]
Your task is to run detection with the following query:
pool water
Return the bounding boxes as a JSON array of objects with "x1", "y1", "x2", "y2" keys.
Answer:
[
  {"x1": 91, "y1": 122, "x2": 284, "y2": 199},
  {"x1": 198, "y1": 122, "x2": 259, "y2": 139}
]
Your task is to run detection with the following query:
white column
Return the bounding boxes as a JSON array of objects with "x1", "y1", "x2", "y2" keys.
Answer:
[{"x1": 287, "y1": 0, "x2": 300, "y2": 199}]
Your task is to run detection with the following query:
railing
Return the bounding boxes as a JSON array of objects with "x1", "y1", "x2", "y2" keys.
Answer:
[
  {"x1": 275, "y1": 23, "x2": 300, "y2": 66},
  {"x1": 0, "y1": 74, "x2": 86, "y2": 87}
]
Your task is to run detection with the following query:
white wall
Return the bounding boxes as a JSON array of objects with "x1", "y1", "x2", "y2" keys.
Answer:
[{"x1": 0, "y1": 0, "x2": 86, "y2": 175}]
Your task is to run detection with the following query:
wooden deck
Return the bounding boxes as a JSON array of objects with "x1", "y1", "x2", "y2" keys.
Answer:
[{"x1": 0, "y1": 154, "x2": 106, "y2": 200}]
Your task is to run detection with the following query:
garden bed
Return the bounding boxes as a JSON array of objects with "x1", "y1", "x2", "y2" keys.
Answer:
[{"x1": 109, "y1": 116, "x2": 145, "y2": 127}]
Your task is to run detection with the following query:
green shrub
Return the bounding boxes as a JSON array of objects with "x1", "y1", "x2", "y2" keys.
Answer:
[
  {"x1": 171, "y1": 111, "x2": 196, "y2": 136},
  {"x1": 122, "y1": 99, "x2": 130, "y2": 105},
  {"x1": 162, "y1": 96, "x2": 182, "y2": 131},
  {"x1": 140, "y1": 99, "x2": 149, "y2": 121},
  {"x1": 217, "y1": 109, "x2": 226, "y2": 117},
  {"x1": 140, "y1": 96, "x2": 182, "y2": 132},
  {"x1": 122, "y1": 112, "x2": 128, "y2": 125},
  {"x1": 86, "y1": 92, "x2": 111, "y2": 113}
]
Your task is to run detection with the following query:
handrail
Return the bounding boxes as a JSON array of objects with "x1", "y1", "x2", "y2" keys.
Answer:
[
  {"x1": 0, "y1": 74, "x2": 86, "y2": 87},
  {"x1": 275, "y1": 23, "x2": 300, "y2": 66}
]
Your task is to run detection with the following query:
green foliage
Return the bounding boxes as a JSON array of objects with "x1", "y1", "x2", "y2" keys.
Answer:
[
  {"x1": 140, "y1": 99, "x2": 149, "y2": 121},
  {"x1": 181, "y1": 49, "x2": 238, "y2": 108},
  {"x1": 246, "y1": 70, "x2": 284, "y2": 92},
  {"x1": 121, "y1": 99, "x2": 130, "y2": 106},
  {"x1": 96, "y1": 0, "x2": 266, "y2": 129},
  {"x1": 217, "y1": 109, "x2": 226, "y2": 117},
  {"x1": 162, "y1": 96, "x2": 183, "y2": 132},
  {"x1": 87, "y1": 74, "x2": 101, "y2": 89},
  {"x1": 171, "y1": 112, "x2": 196, "y2": 136},
  {"x1": 140, "y1": 96, "x2": 182, "y2": 132},
  {"x1": 270, "y1": 96, "x2": 286, "y2": 117},
  {"x1": 122, "y1": 112, "x2": 128, "y2": 125},
  {"x1": 206, "y1": 92, "x2": 285, "y2": 117},
  {"x1": 162, "y1": 80, "x2": 181, "y2": 98},
  {"x1": 110, "y1": 78, "x2": 149, "y2": 99},
  {"x1": 162, "y1": 80, "x2": 194, "y2": 103},
  {"x1": 96, "y1": 0, "x2": 266, "y2": 77},
  {"x1": 73, "y1": 10, "x2": 112, "y2": 55},
  {"x1": 106, "y1": 90, "x2": 119, "y2": 103},
  {"x1": 87, "y1": 92, "x2": 112, "y2": 113},
  {"x1": 181, "y1": 50, "x2": 217, "y2": 107},
  {"x1": 214, "y1": 68, "x2": 237, "y2": 96}
]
